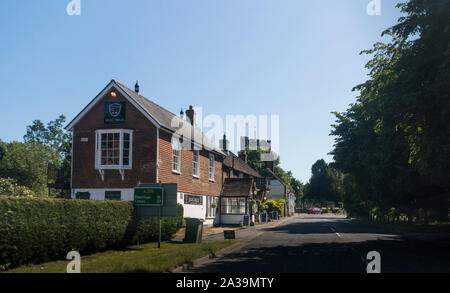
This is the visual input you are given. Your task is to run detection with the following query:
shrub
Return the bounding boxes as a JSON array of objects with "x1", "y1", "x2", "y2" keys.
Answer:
[
  {"x1": 0, "y1": 198, "x2": 184, "y2": 269},
  {"x1": 0, "y1": 178, "x2": 34, "y2": 197},
  {"x1": 0, "y1": 197, "x2": 134, "y2": 268},
  {"x1": 265, "y1": 200, "x2": 283, "y2": 216},
  {"x1": 133, "y1": 204, "x2": 184, "y2": 243},
  {"x1": 177, "y1": 203, "x2": 184, "y2": 228}
]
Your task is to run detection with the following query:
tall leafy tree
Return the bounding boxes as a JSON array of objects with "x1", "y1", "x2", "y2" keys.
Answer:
[
  {"x1": 24, "y1": 114, "x2": 72, "y2": 166},
  {"x1": 0, "y1": 141, "x2": 56, "y2": 197},
  {"x1": 0, "y1": 115, "x2": 72, "y2": 197},
  {"x1": 330, "y1": 0, "x2": 450, "y2": 221},
  {"x1": 304, "y1": 159, "x2": 342, "y2": 205}
]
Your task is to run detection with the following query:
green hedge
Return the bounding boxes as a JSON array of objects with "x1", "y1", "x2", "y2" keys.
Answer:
[
  {"x1": 0, "y1": 197, "x2": 134, "y2": 267},
  {"x1": 0, "y1": 197, "x2": 183, "y2": 269},
  {"x1": 133, "y1": 204, "x2": 184, "y2": 244},
  {"x1": 177, "y1": 204, "x2": 184, "y2": 228}
]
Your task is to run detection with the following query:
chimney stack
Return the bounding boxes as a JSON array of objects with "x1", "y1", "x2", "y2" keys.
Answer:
[
  {"x1": 186, "y1": 105, "x2": 195, "y2": 126},
  {"x1": 239, "y1": 150, "x2": 248, "y2": 164},
  {"x1": 265, "y1": 160, "x2": 274, "y2": 171},
  {"x1": 220, "y1": 134, "x2": 229, "y2": 152},
  {"x1": 180, "y1": 108, "x2": 184, "y2": 118}
]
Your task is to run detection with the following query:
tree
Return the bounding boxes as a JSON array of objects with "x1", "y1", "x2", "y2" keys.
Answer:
[
  {"x1": 0, "y1": 141, "x2": 56, "y2": 197},
  {"x1": 239, "y1": 148, "x2": 304, "y2": 205},
  {"x1": 0, "y1": 177, "x2": 33, "y2": 197},
  {"x1": 304, "y1": 159, "x2": 342, "y2": 205},
  {"x1": 242, "y1": 148, "x2": 274, "y2": 175},
  {"x1": 287, "y1": 171, "x2": 304, "y2": 208},
  {"x1": 330, "y1": 0, "x2": 450, "y2": 222},
  {"x1": 0, "y1": 115, "x2": 72, "y2": 197},
  {"x1": 24, "y1": 114, "x2": 72, "y2": 166}
]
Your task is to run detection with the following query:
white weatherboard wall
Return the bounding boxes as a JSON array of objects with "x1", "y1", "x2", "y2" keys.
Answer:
[
  {"x1": 220, "y1": 214, "x2": 245, "y2": 226},
  {"x1": 266, "y1": 182, "x2": 285, "y2": 200},
  {"x1": 72, "y1": 189, "x2": 134, "y2": 201},
  {"x1": 177, "y1": 192, "x2": 205, "y2": 219},
  {"x1": 177, "y1": 192, "x2": 215, "y2": 226},
  {"x1": 72, "y1": 189, "x2": 216, "y2": 226}
]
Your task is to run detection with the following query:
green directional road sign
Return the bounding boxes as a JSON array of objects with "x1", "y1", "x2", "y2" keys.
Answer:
[{"x1": 134, "y1": 187, "x2": 164, "y2": 206}]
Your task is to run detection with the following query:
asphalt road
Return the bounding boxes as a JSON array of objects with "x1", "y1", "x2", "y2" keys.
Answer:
[{"x1": 190, "y1": 214, "x2": 450, "y2": 273}]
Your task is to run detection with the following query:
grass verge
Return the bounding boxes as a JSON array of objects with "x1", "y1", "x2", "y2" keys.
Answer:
[{"x1": 4, "y1": 240, "x2": 237, "y2": 273}]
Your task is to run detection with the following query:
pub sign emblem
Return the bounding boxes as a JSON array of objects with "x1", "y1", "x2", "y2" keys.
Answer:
[
  {"x1": 109, "y1": 103, "x2": 122, "y2": 117},
  {"x1": 104, "y1": 102, "x2": 126, "y2": 124}
]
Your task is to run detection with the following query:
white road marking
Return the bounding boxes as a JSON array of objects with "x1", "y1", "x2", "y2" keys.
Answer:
[{"x1": 329, "y1": 227, "x2": 342, "y2": 238}]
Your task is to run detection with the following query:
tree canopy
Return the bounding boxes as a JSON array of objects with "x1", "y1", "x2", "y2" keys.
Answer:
[
  {"x1": 303, "y1": 159, "x2": 342, "y2": 205},
  {"x1": 0, "y1": 115, "x2": 71, "y2": 197},
  {"x1": 330, "y1": 0, "x2": 449, "y2": 222},
  {"x1": 240, "y1": 148, "x2": 304, "y2": 206}
]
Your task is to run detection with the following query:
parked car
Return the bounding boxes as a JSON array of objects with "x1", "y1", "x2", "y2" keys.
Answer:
[{"x1": 307, "y1": 207, "x2": 322, "y2": 214}]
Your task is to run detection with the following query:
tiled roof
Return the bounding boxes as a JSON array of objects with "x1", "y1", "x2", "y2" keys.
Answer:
[
  {"x1": 264, "y1": 168, "x2": 286, "y2": 186},
  {"x1": 114, "y1": 81, "x2": 225, "y2": 156},
  {"x1": 221, "y1": 178, "x2": 255, "y2": 197},
  {"x1": 65, "y1": 80, "x2": 225, "y2": 156},
  {"x1": 223, "y1": 152, "x2": 262, "y2": 178}
]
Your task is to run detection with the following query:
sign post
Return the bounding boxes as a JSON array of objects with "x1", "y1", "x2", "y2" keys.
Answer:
[
  {"x1": 134, "y1": 183, "x2": 177, "y2": 249},
  {"x1": 158, "y1": 206, "x2": 161, "y2": 248},
  {"x1": 134, "y1": 186, "x2": 165, "y2": 248}
]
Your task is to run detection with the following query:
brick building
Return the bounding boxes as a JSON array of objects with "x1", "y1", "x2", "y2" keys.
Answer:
[{"x1": 65, "y1": 80, "x2": 226, "y2": 225}]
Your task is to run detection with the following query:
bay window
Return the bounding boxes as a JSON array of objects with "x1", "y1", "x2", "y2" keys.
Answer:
[{"x1": 220, "y1": 197, "x2": 247, "y2": 215}]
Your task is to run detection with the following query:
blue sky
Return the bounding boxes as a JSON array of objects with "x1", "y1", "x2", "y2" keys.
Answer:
[{"x1": 0, "y1": 0, "x2": 403, "y2": 183}]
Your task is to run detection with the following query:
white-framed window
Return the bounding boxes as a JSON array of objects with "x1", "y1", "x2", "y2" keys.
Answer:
[
  {"x1": 206, "y1": 196, "x2": 218, "y2": 218},
  {"x1": 230, "y1": 170, "x2": 234, "y2": 178},
  {"x1": 172, "y1": 137, "x2": 181, "y2": 173},
  {"x1": 220, "y1": 197, "x2": 247, "y2": 215},
  {"x1": 193, "y1": 150, "x2": 200, "y2": 177},
  {"x1": 95, "y1": 129, "x2": 133, "y2": 169},
  {"x1": 209, "y1": 153, "x2": 215, "y2": 181}
]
